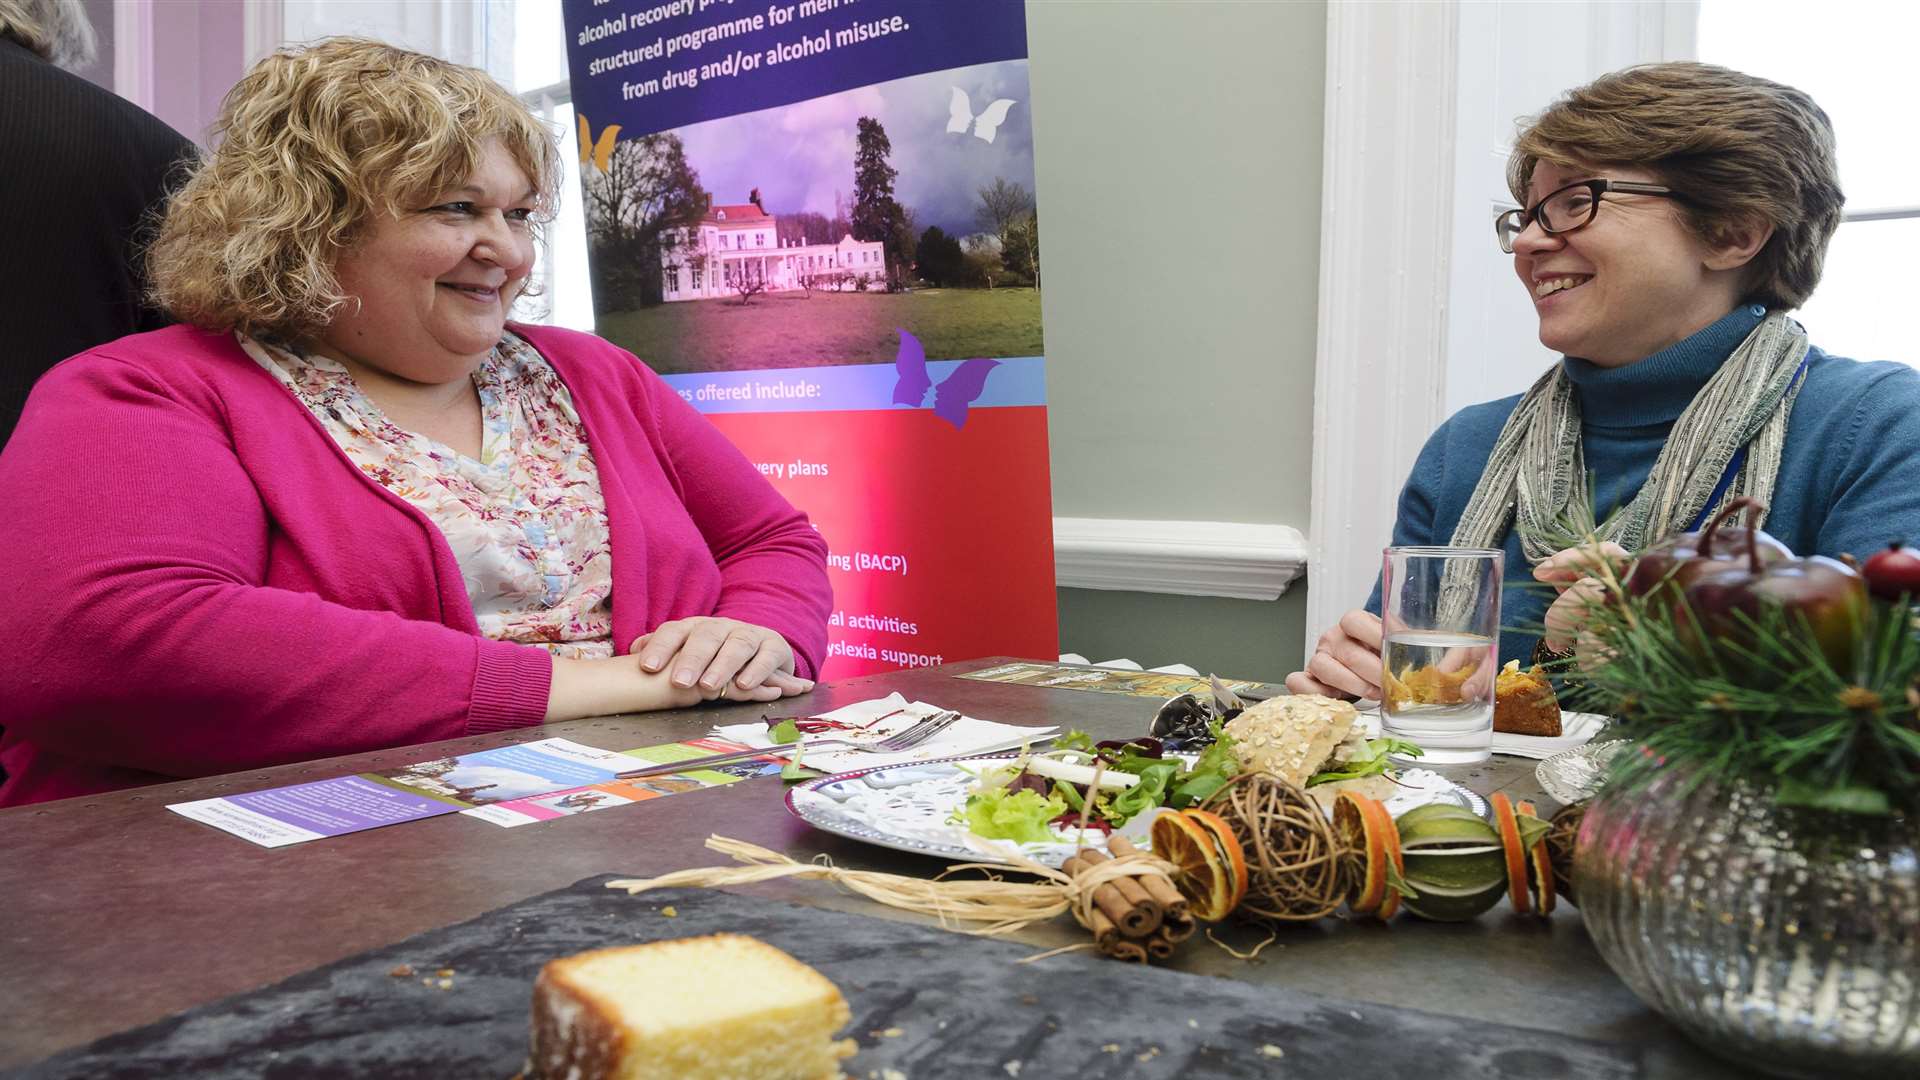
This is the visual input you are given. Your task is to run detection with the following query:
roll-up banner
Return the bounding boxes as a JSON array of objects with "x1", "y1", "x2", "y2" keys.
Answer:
[{"x1": 561, "y1": 0, "x2": 1057, "y2": 679}]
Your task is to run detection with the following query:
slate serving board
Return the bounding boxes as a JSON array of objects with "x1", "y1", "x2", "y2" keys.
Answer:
[{"x1": 10, "y1": 877, "x2": 1639, "y2": 1079}]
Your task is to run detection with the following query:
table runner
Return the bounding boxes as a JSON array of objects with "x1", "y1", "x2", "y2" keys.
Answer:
[{"x1": 9, "y1": 877, "x2": 1640, "y2": 1079}]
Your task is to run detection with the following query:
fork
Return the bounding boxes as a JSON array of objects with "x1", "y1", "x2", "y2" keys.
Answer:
[{"x1": 611, "y1": 710, "x2": 962, "y2": 780}]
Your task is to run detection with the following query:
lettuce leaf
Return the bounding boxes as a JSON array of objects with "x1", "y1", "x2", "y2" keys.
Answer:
[
  {"x1": 1169, "y1": 724, "x2": 1239, "y2": 808},
  {"x1": 1053, "y1": 730, "x2": 1099, "y2": 754},
  {"x1": 1107, "y1": 759, "x2": 1179, "y2": 824},
  {"x1": 1308, "y1": 737, "x2": 1423, "y2": 786},
  {"x1": 959, "y1": 787, "x2": 1069, "y2": 844},
  {"x1": 767, "y1": 718, "x2": 803, "y2": 745}
]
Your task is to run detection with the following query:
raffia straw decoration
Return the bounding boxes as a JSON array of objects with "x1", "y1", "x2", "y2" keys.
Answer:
[
  {"x1": 605, "y1": 835, "x2": 1181, "y2": 941},
  {"x1": 1202, "y1": 772, "x2": 1346, "y2": 922}
]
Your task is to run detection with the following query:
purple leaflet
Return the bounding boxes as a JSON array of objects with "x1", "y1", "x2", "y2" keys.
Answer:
[
  {"x1": 1005, "y1": 770, "x2": 1054, "y2": 799},
  {"x1": 1049, "y1": 810, "x2": 1112, "y2": 834},
  {"x1": 1094, "y1": 737, "x2": 1165, "y2": 762}
]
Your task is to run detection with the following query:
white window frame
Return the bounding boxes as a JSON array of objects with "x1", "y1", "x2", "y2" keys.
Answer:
[{"x1": 516, "y1": 77, "x2": 572, "y2": 322}]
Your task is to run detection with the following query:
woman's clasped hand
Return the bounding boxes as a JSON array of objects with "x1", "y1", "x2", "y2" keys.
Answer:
[
  {"x1": 633, "y1": 617, "x2": 815, "y2": 698},
  {"x1": 1287, "y1": 610, "x2": 1385, "y2": 702}
]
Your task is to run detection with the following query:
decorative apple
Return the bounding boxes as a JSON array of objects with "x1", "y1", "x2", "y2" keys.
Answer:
[
  {"x1": 1681, "y1": 527, "x2": 1868, "y2": 677},
  {"x1": 1861, "y1": 541, "x2": 1920, "y2": 602},
  {"x1": 1624, "y1": 496, "x2": 1792, "y2": 602}
]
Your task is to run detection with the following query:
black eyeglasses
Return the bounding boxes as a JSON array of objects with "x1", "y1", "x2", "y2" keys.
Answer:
[{"x1": 1495, "y1": 179, "x2": 1680, "y2": 253}]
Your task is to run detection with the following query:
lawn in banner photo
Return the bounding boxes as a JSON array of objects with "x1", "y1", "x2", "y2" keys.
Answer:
[{"x1": 595, "y1": 287, "x2": 1042, "y2": 373}]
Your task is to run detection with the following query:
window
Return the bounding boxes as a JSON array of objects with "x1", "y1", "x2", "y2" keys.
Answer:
[
  {"x1": 692, "y1": 262, "x2": 703, "y2": 290},
  {"x1": 1699, "y1": 2, "x2": 1920, "y2": 366},
  {"x1": 489, "y1": 1, "x2": 593, "y2": 331}
]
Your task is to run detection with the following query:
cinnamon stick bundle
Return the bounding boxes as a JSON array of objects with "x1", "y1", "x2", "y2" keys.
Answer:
[
  {"x1": 1106, "y1": 837, "x2": 1189, "y2": 921},
  {"x1": 1062, "y1": 840, "x2": 1192, "y2": 962},
  {"x1": 1065, "y1": 848, "x2": 1163, "y2": 933}
]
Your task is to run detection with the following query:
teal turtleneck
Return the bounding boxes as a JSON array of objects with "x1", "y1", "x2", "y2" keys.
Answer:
[{"x1": 1369, "y1": 304, "x2": 1920, "y2": 665}]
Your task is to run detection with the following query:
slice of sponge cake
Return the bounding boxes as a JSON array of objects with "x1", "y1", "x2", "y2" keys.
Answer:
[{"x1": 526, "y1": 934, "x2": 857, "y2": 1080}]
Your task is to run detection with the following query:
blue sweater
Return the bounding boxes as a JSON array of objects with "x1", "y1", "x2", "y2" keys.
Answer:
[{"x1": 1371, "y1": 304, "x2": 1920, "y2": 664}]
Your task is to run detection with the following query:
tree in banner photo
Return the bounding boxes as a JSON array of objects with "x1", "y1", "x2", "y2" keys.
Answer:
[{"x1": 561, "y1": 0, "x2": 1056, "y2": 679}]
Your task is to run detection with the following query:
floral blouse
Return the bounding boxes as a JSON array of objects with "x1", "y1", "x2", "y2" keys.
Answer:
[{"x1": 241, "y1": 332, "x2": 616, "y2": 659}]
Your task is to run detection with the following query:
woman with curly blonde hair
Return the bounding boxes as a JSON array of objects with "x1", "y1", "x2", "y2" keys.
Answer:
[{"x1": 0, "y1": 38, "x2": 830, "y2": 807}]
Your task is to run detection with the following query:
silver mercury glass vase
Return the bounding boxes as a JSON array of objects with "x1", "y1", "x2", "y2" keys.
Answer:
[{"x1": 1574, "y1": 766, "x2": 1919, "y2": 1078}]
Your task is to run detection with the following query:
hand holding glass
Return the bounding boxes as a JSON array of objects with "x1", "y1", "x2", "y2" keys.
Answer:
[{"x1": 1378, "y1": 546, "x2": 1504, "y2": 764}]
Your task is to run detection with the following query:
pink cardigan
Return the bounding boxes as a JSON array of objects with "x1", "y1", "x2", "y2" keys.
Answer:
[{"x1": 0, "y1": 324, "x2": 830, "y2": 806}]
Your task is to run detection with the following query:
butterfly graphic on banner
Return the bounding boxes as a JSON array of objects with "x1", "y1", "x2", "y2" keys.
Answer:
[
  {"x1": 892, "y1": 330, "x2": 999, "y2": 430},
  {"x1": 577, "y1": 115, "x2": 620, "y2": 174},
  {"x1": 946, "y1": 88, "x2": 1017, "y2": 144}
]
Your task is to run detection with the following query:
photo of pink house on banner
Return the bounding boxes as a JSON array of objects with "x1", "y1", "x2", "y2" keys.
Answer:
[{"x1": 561, "y1": 0, "x2": 1056, "y2": 679}]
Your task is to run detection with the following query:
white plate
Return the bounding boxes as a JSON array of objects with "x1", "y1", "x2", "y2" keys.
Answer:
[
  {"x1": 785, "y1": 752, "x2": 1488, "y2": 869},
  {"x1": 1354, "y1": 708, "x2": 1611, "y2": 759}
]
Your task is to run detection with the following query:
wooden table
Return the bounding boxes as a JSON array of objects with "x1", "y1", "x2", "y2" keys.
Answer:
[{"x1": 0, "y1": 659, "x2": 1735, "y2": 1076}]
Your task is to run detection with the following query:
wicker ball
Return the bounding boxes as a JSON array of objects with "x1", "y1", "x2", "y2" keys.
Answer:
[
  {"x1": 1203, "y1": 771, "x2": 1346, "y2": 922},
  {"x1": 1546, "y1": 801, "x2": 1587, "y2": 905}
]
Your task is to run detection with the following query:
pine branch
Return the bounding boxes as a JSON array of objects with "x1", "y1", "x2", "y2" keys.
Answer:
[{"x1": 1549, "y1": 570, "x2": 1920, "y2": 814}]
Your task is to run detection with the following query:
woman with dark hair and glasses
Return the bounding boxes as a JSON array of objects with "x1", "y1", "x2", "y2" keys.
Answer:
[{"x1": 1287, "y1": 62, "x2": 1920, "y2": 700}]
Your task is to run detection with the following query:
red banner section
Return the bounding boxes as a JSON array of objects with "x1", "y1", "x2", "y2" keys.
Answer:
[{"x1": 709, "y1": 405, "x2": 1057, "y2": 680}]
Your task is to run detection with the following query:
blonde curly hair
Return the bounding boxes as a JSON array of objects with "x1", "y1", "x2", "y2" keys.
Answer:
[{"x1": 148, "y1": 37, "x2": 561, "y2": 341}]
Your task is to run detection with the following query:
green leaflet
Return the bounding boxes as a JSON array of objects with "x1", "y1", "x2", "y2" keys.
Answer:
[
  {"x1": 956, "y1": 787, "x2": 1070, "y2": 844},
  {"x1": 780, "y1": 743, "x2": 811, "y2": 781}
]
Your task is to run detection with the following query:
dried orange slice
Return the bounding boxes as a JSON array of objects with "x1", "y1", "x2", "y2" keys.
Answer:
[
  {"x1": 1334, "y1": 792, "x2": 1402, "y2": 918},
  {"x1": 1490, "y1": 793, "x2": 1530, "y2": 915},
  {"x1": 1369, "y1": 797, "x2": 1406, "y2": 919},
  {"x1": 1149, "y1": 810, "x2": 1236, "y2": 921},
  {"x1": 1181, "y1": 808, "x2": 1248, "y2": 912},
  {"x1": 1518, "y1": 800, "x2": 1555, "y2": 915}
]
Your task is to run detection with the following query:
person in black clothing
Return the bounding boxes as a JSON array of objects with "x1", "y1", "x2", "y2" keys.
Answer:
[{"x1": 0, "y1": 0, "x2": 198, "y2": 447}]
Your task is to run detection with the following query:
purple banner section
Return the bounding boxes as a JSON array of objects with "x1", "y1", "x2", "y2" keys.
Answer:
[
  {"x1": 660, "y1": 355, "x2": 1043, "y2": 414},
  {"x1": 562, "y1": 0, "x2": 1026, "y2": 137},
  {"x1": 227, "y1": 776, "x2": 455, "y2": 837}
]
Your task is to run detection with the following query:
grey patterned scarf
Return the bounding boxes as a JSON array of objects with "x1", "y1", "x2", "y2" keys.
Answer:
[{"x1": 1448, "y1": 311, "x2": 1811, "y2": 564}]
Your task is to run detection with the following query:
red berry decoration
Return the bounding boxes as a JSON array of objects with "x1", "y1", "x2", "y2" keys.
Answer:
[{"x1": 1861, "y1": 541, "x2": 1920, "y2": 602}]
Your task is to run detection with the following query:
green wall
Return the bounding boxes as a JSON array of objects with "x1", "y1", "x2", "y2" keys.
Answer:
[
  {"x1": 1028, "y1": 0, "x2": 1327, "y2": 676},
  {"x1": 1057, "y1": 586, "x2": 1310, "y2": 685}
]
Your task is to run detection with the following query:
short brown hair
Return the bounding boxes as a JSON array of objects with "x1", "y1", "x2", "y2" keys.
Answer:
[
  {"x1": 1508, "y1": 62, "x2": 1843, "y2": 310},
  {"x1": 148, "y1": 37, "x2": 560, "y2": 342}
]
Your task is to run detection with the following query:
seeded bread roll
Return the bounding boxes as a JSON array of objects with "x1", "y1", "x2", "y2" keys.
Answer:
[{"x1": 1223, "y1": 694, "x2": 1360, "y2": 784}]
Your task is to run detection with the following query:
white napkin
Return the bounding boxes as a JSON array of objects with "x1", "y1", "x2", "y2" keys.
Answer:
[
  {"x1": 1489, "y1": 711, "x2": 1610, "y2": 758},
  {"x1": 1353, "y1": 707, "x2": 1609, "y2": 759},
  {"x1": 711, "y1": 693, "x2": 1058, "y2": 774}
]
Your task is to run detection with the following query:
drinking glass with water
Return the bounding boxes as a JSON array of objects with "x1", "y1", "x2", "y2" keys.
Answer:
[{"x1": 1379, "y1": 546, "x2": 1504, "y2": 765}]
